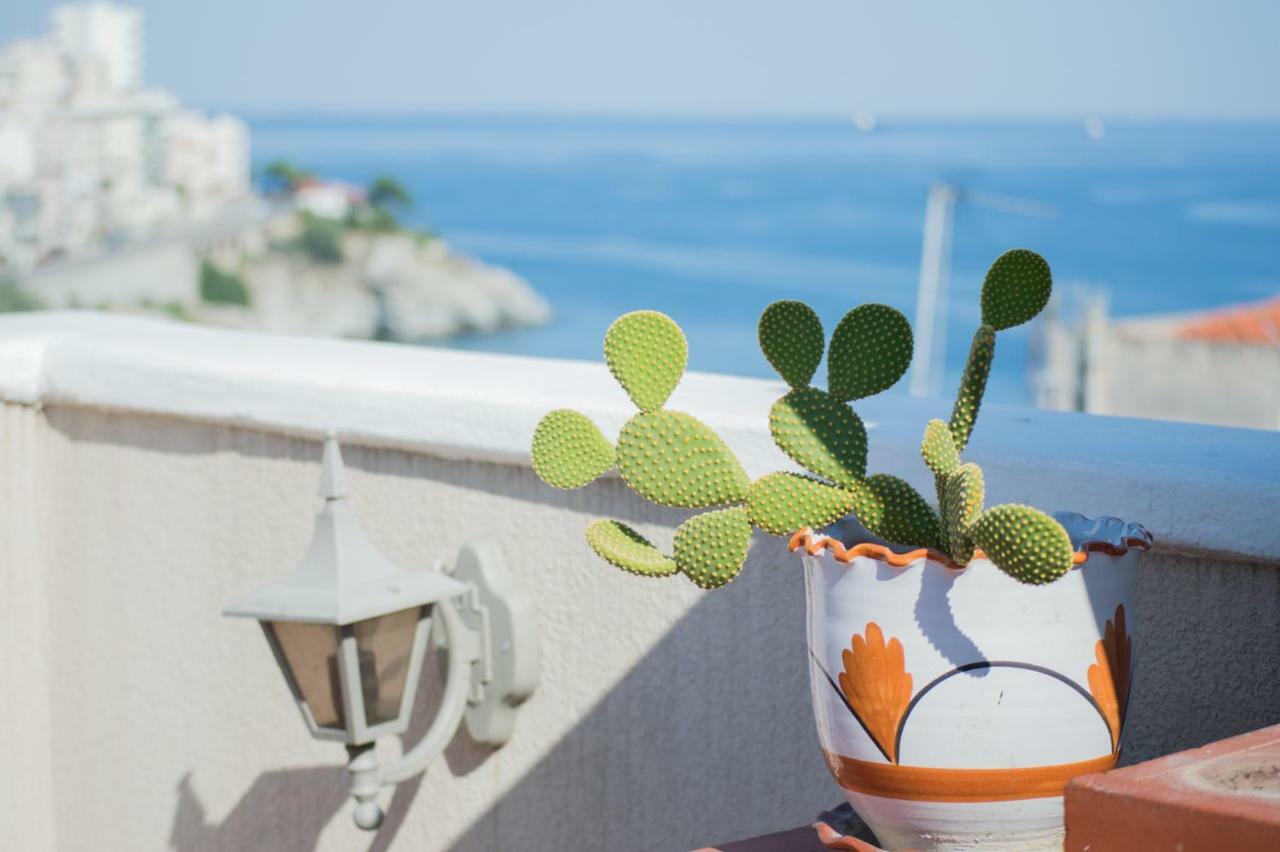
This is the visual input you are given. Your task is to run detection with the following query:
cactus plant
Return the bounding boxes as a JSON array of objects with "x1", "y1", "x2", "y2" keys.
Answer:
[
  {"x1": 531, "y1": 247, "x2": 1077, "y2": 589},
  {"x1": 531, "y1": 298, "x2": 937, "y2": 587},
  {"x1": 914, "y1": 248, "x2": 1074, "y2": 583}
]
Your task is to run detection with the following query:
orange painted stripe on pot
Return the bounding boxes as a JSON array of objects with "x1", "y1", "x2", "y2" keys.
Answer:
[
  {"x1": 789, "y1": 530, "x2": 1150, "y2": 569},
  {"x1": 822, "y1": 751, "x2": 1117, "y2": 803}
]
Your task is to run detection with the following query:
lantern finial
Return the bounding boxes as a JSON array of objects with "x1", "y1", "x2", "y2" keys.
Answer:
[{"x1": 318, "y1": 431, "x2": 348, "y2": 501}]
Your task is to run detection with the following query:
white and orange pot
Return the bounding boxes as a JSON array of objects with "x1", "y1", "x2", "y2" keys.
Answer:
[{"x1": 795, "y1": 513, "x2": 1152, "y2": 851}]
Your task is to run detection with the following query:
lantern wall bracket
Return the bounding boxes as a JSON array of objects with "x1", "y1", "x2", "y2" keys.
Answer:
[
  {"x1": 223, "y1": 434, "x2": 540, "y2": 833},
  {"x1": 347, "y1": 538, "x2": 540, "y2": 830}
]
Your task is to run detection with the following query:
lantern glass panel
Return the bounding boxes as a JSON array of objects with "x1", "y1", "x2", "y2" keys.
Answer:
[
  {"x1": 354, "y1": 606, "x2": 423, "y2": 725},
  {"x1": 269, "y1": 621, "x2": 345, "y2": 729}
]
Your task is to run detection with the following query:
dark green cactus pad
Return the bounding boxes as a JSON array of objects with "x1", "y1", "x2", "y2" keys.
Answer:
[
  {"x1": 980, "y1": 249, "x2": 1052, "y2": 331},
  {"x1": 603, "y1": 310, "x2": 688, "y2": 412},
  {"x1": 758, "y1": 300, "x2": 824, "y2": 389},
  {"x1": 746, "y1": 472, "x2": 856, "y2": 536},
  {"x1": 849, "y1": 474, "x2": 943, "y2": 551},
  {"x1": 531, "y1": 408, "x2": 616, "y2": 489},
  {"x1": 949, "y1": 325, "x2": 996, "y2": 451},
  {"x1": 941, "y1": 462, "x2": 985, "y2": 564},
  {"x1": 673, "y1": 507, "x2": 752, "y2": 589},
  {"x1": 827, "y1": 304, "x2": 914, "y2": 402},
  {"x1": 971, "y1": 504, "x2": 1075, "y2": 585},
  {"x1": 585, "y1": 519, "x2": 678, "y2": 577},
  {"x1": 769, "y1": 387, "x2": 868, "y2": 487},
  {"x1": 920, "y1": 418, "x2": 960, "y2": 476},
  {"x1": 616, "y1": 410, "x2": 750, "y2": 508}
]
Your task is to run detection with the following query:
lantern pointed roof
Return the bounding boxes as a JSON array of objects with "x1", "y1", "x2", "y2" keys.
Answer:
[{"x1": 224, "y1": 433, "x2": 467, "y2": 625}]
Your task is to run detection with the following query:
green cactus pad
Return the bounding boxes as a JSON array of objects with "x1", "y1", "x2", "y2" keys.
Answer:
[
  {"x1": 949, "y1": 325, "x2": 996, "y2": 451},
  {"x1": 849, "y1": 474, "x2": 943, "y2": 551},
  {"x1": 531, "y1": 409, "x2": 616, "y2": 489},
  {"x1": 615, "y1": 410, "x2": 750, "y2": 508},
  {"x1": 769, "y1": 388, "x2": 868, "y2": 487},
  {"x1": 971, "y1": 504, "x2": 1075, "y2": 585},
  {"x1": 980, "y1": 249, "x2": 1052, "y2": 331},
  {"x1": 827, "y1": 304, "x2": 914, "y2": 402},
  {"x1": 585, "y1": 519, "x2": 678, "y2": 577},
  {"x1": 673, "y1": 507, "x2": 752, "y2": 589},
  {"x1": 758, "y1": 300, "x2": 824, "y2": 389},
  {"x1": 941, "y1": 462, "x2": 985, "y2": 564},
  {"x1": 746, "y1": 472, "x2": 856, "y2": 536},
  {"x1": 920, "y1": 418, "x2": 960, "y2": 476},
  {"x1": 603, "y1": 311, "x2": 688, "y2": 412}
]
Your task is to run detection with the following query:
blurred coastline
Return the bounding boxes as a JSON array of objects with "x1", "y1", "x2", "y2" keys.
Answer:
[{"x1": 250, "y1": 113, "x2": 1280, "y2": 406}]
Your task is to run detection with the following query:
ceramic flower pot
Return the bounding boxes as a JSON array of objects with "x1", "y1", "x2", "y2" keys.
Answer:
[{"x1": 797, "y1": 513, "x2": 1152, "y2": 851}]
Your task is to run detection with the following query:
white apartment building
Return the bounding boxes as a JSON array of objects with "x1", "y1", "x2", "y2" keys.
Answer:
[{"x1": 0, "y1": 2, "x2": 249, "y2": 273}]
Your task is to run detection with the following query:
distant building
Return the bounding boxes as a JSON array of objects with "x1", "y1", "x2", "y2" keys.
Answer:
[
  {"x1": 293, "y1": 178, "x2": 365, "y2": 221},
  {"x1": 0, "y1": 2, "x2": 249, "y2": 273},
  {"x1": 1034, "y1": 294, "x2": 1280, "y2": 430}
]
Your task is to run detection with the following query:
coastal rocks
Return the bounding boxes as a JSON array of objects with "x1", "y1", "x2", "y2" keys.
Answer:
[{"x1": 198, "y1": 222, "x2": 551, "y2": 342}]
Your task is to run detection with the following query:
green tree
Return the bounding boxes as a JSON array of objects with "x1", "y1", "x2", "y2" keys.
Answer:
[
  {"x1": 199, "y1": 260, "x2": 252, "y2": 306},
  {"x1": 262, "y1": 160, "x2": 312, "y2": 195},
  {"x1": 367, "y1": 176, "x2": 412, "y2": 213},
  {"x1": 0, "y1": 279, "x2": 44, "y2": 313},
  {"x1": 295, "y1": 215, "x2": 345, "y2": 264}
]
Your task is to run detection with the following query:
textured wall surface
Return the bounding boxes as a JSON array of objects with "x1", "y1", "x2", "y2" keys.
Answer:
[
  {"x1": 1, "y1": 403, "x2": 1275, "y2": 851},
  {"x1": 0, "y1": 314, "x2": 1277, "y2": 851}
]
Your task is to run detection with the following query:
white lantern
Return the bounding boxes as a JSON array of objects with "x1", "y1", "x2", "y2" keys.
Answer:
[{"x1": 225, "y1": 435, "x2": 539, "y2": 828}]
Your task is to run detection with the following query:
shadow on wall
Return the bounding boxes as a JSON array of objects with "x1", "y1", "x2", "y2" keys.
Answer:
[
  {"x1": 168, "y1": 641, "x2": 489, "y2": 852},
  {"x1": 170, "y1": 768, "x2": 348, "y2": 852},
  {"x1": 164, "y1": 533, "x2": 834, "y2": 852},
  {"x1": 444, "y1": 534, "x2": 835, "y2": 852}
]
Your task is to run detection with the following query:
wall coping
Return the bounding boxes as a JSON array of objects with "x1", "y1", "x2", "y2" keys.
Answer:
[{"x1": 1, "y1": 311, "x2": 1276, "y2": 563}]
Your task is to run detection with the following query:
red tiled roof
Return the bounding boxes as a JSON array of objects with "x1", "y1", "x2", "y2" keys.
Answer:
[{"x1": 1177, "y1": 296, "x2": 1280, "y2": 347}]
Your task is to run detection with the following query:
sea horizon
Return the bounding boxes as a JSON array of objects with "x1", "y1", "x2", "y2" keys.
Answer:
[{"x1": 249, "y1": 114, "x2": 1280, "y2": 406}]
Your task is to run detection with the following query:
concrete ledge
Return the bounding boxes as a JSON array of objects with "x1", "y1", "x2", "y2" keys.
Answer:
[
  {"x1": 0, "y1": 311, "x2": 1277, "y2": 562},
  {"x1": 1065, "y1": 724, "x2": 1280, "y2": 851}
]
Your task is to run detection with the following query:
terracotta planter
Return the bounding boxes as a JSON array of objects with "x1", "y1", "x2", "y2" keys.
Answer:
[{"x1": 798, "y1": 513, "x2": 1152, "y2": 851}]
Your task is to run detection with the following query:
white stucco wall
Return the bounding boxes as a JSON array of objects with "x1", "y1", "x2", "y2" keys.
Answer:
[{"x1": 0, "y1": 313, "x2": 1277, "y2": 851}]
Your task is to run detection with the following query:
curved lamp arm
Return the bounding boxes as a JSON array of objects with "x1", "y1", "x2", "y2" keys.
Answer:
[
  {"x1": 382, "y1": 598, "x2": 476, "y2": 784},
  {"x1": 347, "y1": 599, "x2": 476, "y2": 829},
  {"x1": 346, "y1": 541, "x2": 540, "y2": 831}
]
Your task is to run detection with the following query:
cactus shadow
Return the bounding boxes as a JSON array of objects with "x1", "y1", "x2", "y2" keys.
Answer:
[{"x1": 913, "y1": 564, "x2": 989, "y2": 676}]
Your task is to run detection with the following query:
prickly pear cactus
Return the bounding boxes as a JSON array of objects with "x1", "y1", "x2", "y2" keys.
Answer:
[
  {"x1": 759, "y1": 300, "x2": 824, "y2": 389},
  {"x1": 919, "y1": 248, "x2": 1079, "y2": 585},
  {"x1": 604, "y1": 311, "x2": 687, "y2": 411},
  {"x1": 585, "y1": 519, "x2": 678, "y2": 577},
  {"x1": 769, "y1": 388, "x2": 867, "y2": 487},
  {"x1": 747, "y1": 472, "x2": 855, "y2": 537},
  {"x1": 756, "y1": 300, "x2": 943, "y2": 552},
  {"x1": 849, "y1": 474, "x2": 944, "y2": 552},
  {"x1": 970, "y1": 504, "x2": 1074, "y2": 584},
  {"x1": 827, "y1": 304, "x2": 915, "y2": 402},
  {"x1": 920, "y1": 418, "x2": 960, "y2": 476},
  {"x1": 940, "y1": 463, "x2": 984, "y2": 563},
  {"x1": 616, "y1": 410, "x2": 749, "y2": 508},
  {"x1": 531, "y1": 409, "x2": 615, "y2": 489},
  {"x1": 532, "y1": 246, "x2": 1087, "y2": 593},
  {"x1": 673, "y1": 507, "x2": 752, "y2": 588},
  {"x1": 949, "y1": 325, "x2": 995, "y2": 452},
  {"x1": 981, "y1": 249, "x2": 1053, "y2": 332}
]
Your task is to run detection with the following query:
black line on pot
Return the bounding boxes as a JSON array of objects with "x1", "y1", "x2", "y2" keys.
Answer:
[
  {"x1": 808, "y1": 647, "x2": 894, "y2": 764},
  {"x1": 893, "y1": 660, "x2": 1112, "y2": 763}
]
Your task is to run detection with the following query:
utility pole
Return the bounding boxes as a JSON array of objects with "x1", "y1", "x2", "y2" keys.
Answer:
[{"x1": 908, "y1": 182, "x2": 957, "y2": 398}]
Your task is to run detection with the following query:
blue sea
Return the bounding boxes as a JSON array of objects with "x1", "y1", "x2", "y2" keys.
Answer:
[{"x1": 249, "y1": 116, "x2": 1280, "y2": 406}]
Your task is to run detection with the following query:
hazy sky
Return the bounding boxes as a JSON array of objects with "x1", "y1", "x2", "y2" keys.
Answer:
[{"x1": 3, "y1": 0, "x2": 1278, "y2": 118}]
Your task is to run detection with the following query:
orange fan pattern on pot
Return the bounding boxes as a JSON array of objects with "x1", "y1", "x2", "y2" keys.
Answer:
[
  {"x1": 839, "y1": 623, "x2": 914, "y2": 764},
  {"x1": 1086, "y1": 604, "x2": 1132, "y2": 753}
]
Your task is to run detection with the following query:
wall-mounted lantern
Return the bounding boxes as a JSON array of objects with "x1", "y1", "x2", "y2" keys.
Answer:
[{"x1": 224, "y1": 434, "x2": 539, "y2": 830}]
